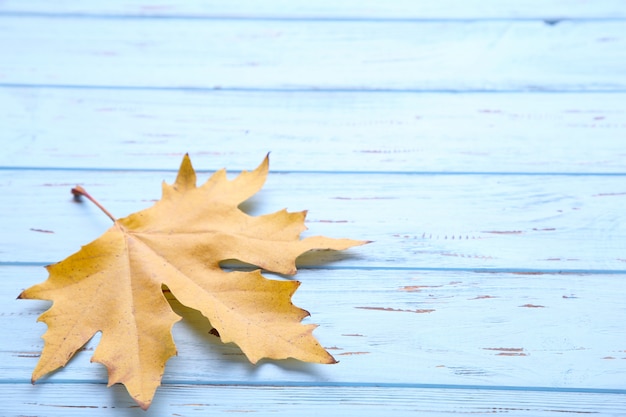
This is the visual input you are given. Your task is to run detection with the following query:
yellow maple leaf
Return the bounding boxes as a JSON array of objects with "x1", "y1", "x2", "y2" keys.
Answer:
[{"x1": 19, "y1": 154, "x2": 367, "y2": 410}]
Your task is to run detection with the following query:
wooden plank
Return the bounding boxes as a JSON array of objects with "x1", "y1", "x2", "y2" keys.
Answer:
[
  {"x1": 1, "y1": 89, "x2": 625, "y2": 173},
  {"x1": 6, "y1": 266, "x2": 626, "y2": 388},
  {"x1": 1, "y1": 18, "x2": 624, "y2": 91},
  {"x1": 1, "y1": 383, "x2": 625, "y2": 416},
  {"x1": 1, "y1": 0, "x2": 624, "y2": 19},
  {"x1": 1, "y1": 170, "x2": 625, "y2": 270}
]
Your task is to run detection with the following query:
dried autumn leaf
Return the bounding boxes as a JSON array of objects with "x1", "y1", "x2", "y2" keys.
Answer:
[{"x1": 19, "y1": 154, "x2": 367, "y2": 410}]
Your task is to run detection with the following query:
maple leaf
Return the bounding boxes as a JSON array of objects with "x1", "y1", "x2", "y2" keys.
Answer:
[{"x1": 19, "y1": 154, "x2": 367, "y2": 410}]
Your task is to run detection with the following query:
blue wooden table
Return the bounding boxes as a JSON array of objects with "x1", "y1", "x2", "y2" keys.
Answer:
[{"x1": 1, "y1": 1, "x2": 626, "y2": 415}]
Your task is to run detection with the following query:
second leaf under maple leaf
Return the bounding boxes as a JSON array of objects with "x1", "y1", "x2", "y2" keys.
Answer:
[{"x1": 19, "y1": 154, "x2": 367, "y2": 410}]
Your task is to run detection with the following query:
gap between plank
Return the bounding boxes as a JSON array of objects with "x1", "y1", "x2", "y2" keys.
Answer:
[
  {"x1": 2, "y1": 167, "x2": 626, "y2": 177},
  {"x1": 3, "y1": 83, "x2": 626, "y2": 94},
  {"x1": 1, "y1": 12, "x2": 625, "y2": 23},
  {"x1": 4, "y1": 262, "x2": 626, "y2": 275},
  {"x1": 1, "y1": 378, "x2": 624, "y2": 395}
]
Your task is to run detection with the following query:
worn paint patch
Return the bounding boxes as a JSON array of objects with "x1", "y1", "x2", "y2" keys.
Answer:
[
  {"x1": 484, "y1": 347, "x2": 528, "y2": 356},
  {"x1": 399, "y1": 285, "x2": 442, "y2": 292},
  {"x1": 40, "y1": 404, "x2": 101, "y2": 409},
  {"x1": 593, "y1": 192, "x2": 626, "y2": 197},
  {"x1": 332, "y1": 196, "x2": 396, "y2": 200},
  {"x1": 224, "y1": 410, "x2": 257, "y2": 413},
  {"x1": 309, "y1": 219, "x2": 349, "y2": 223},
  {"x1": 496, "y1": 352, "x2": 528, "y2": 356},
  {"x1": 15, "y1": 352, "x2": 41, "y2": 358},
  {"x1": 482, "y1": 230, "x2": 523, "y2": 234},
  {"x1": 484, "y1": 347, "x2": 524, "y2": 352},
  {"x1": 440, "y1": 252, "x2": 494, "y2": 260},
  {"x1": 519, "y1": 304, "x2": 545, "y2": 308},
  {"x1": 419, "y1": 233, "x2": 483, "y2": 240},
  {"x1": 30, "y1": 228, "x2": 54, "y2": 233},
  {"x1": 337, "y1": 351, "x2": 370, "y2": 356},
  {"x1": 356, "y1": 306, "x2": 435, "y2": 314},
  {"x1": 543, "y1": 258, "x2": 581, "y2": 263},
  {"x1": 470, "y1": 295, "x2": 497, "y2": 300},
  {"x1": 42, "y1": 183, "x2": 79, "y2": 187}
]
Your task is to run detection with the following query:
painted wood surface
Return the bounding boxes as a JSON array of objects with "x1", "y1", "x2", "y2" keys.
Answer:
[
  {"x1": 1, "y1": 90, "x2": 625, "y2": 173},
  {"x1": 2, "y1": 384, "x2": 626, "y2": 417},
  {"x1": 6, "y1": 266, "x2": 626, "y2": 387},
  {"x1": 1, "y1": 1, "x2": 625, "y2": 416},
  {"x1": 1, "y1": 18, "x2": 625, "y2": 91},
  {"x1": 2, "y1": 170, "x2": 626, "y2": 271}
]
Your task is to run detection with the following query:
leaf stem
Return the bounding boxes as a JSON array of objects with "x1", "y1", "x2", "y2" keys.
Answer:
[{"x1": 71, "y1": 185, "x2": 117, "y2": 222}]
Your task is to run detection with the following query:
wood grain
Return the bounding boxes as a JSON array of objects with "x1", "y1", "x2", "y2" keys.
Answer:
[
  {"x1": 1, "y1": 89, "x2": 625, "y2": 173},
  {"x1": 1, "y1": 17, "x2": 624, "y2": 91},
  {"x1": 2, "y1": 384, "x2": 626, "y2": 416}
]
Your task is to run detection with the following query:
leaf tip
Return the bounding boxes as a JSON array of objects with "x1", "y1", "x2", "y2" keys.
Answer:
[
  {"x1": 137, "y1": 399, "x2": 152, "y2": 411},
  {"x1": 257, "y1": 153, "x2": 270, "y2": 174},
  {"x1": 174, "y1": 153, "x2": 197, "y2": 191}
]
